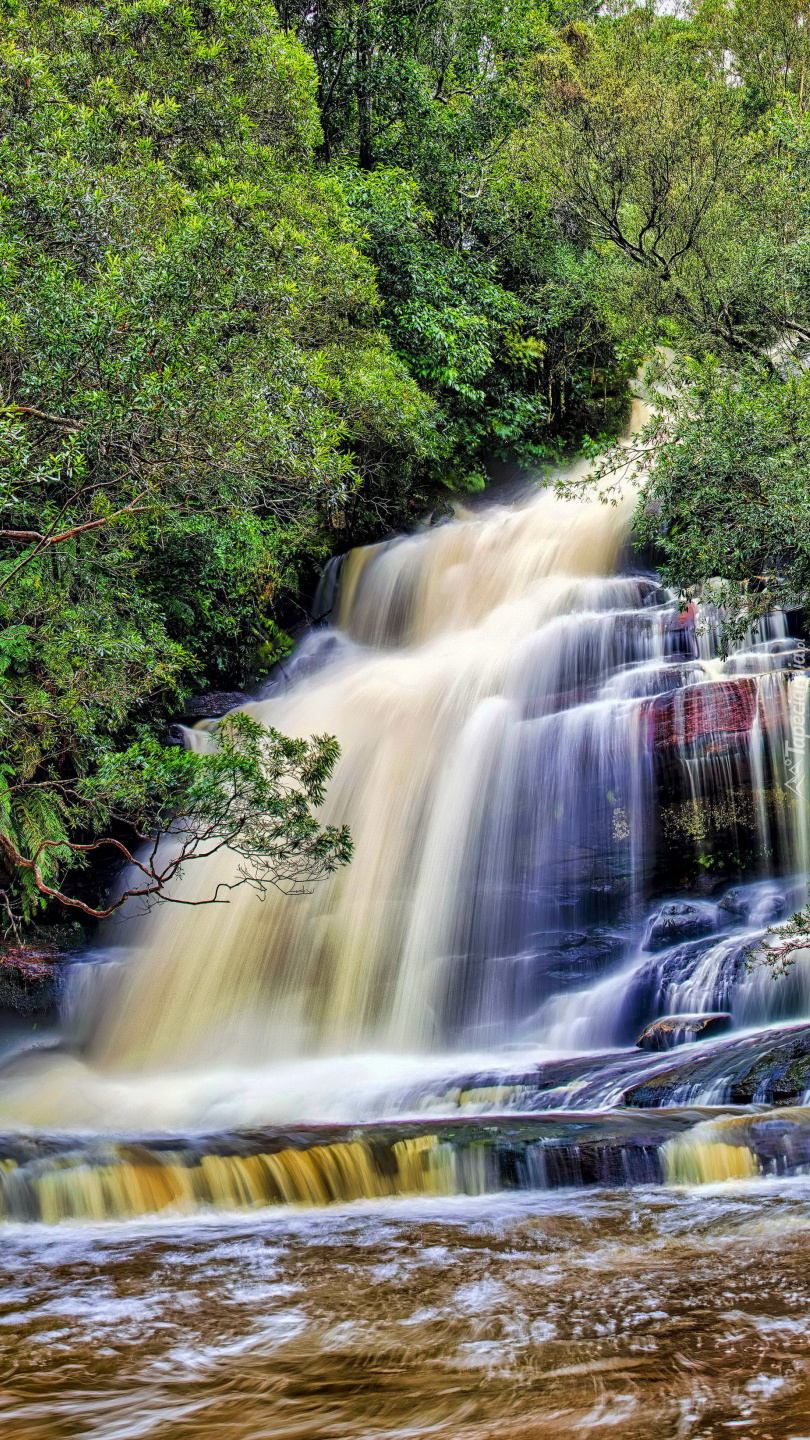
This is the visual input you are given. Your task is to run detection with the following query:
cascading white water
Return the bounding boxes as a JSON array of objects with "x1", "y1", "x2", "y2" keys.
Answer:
[
  {"x1": 92, "y1": 490, "x2": 650, "y2": 1070},
  {"x1": 0, "y1": 404, "x2": 809, "y2": 1138}
]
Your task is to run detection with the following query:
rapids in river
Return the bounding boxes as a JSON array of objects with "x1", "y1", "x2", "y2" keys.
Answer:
[{"x1": 5, "y1": 418, "x2": 810, "y2": 1436}]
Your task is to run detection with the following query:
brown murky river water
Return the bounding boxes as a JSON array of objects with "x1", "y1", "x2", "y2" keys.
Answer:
[
  {"x1": 6, "y1": 430, "x2": 810, "y2": 1438},
  {"x1": 3, "y1": 1183, "x2": 810, "y2": 1440}
]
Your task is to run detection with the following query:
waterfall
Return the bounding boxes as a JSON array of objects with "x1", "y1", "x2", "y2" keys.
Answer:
[
  {"x1": 80, "y1": 480, "x2": 806, "y2": 1072},
  {"x1": 91, "y1": 488, "x2": 645, "y2": 1070},
  {"x1": 0, "y1": 416, "x2": 809, "y2": 1141},
  {"x1": 788, "y1": 669, "x2": 810, "y2": 882}
]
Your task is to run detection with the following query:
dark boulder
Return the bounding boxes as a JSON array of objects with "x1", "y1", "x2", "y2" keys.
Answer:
[
  {"x1": 166, "y1": 692, "x2": 248, "y2": 743},
  {"x1": 178, "y1": 692, "x2": 247, "y2": 721},
  {"x1": 0, "y1": 948, "x2": 66, "y2": 1016},
  {"x1": 636, "y1": 1013, "x2": 732, "y2": 1051},
  {"x1": 643, "y1": 901, "x2": 719, "y2": 952}
]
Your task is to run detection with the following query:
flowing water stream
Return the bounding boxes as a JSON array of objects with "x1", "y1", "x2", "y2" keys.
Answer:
[{"x1": 4, "y1": 411, "x2": 810, "y2": 1436}]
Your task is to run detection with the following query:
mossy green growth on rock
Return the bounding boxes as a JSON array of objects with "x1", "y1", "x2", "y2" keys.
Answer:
[
  {"x1": 658, "y1": 787, "x2": 788, "y2": 876},
  {"x1": 624, "y1": 1025, "x2": 810, "y2": 1107}
]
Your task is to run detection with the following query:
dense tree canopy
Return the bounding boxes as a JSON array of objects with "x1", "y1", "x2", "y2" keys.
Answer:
[
  {"x1": 0, "y1": 0, "x2": 425, "y2": 921},
  {"x1": 8, "y1": 0, "x2": 810, "y2": 930},
  {"x1": 0, "y1": 0, "x2": 629, "y2": 926},
  {"x1": 285, "y1": 0, "x2": 631, "y2": 484},
  {"x1": 532, "y1": 5, "x2": 810, "y2": 642}
]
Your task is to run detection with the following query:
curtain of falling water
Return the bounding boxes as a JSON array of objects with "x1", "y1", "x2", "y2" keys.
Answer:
[
  {"x1": 62, "y1": 419, "x2": 806, "y2": 1075},
  {"x1": 92, "y1": 485, "x2": 643, "y2": 1070}
]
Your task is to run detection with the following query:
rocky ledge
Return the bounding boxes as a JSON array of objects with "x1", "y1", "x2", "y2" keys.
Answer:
[
  {"x1": 624, "y1": 1023, "x2": 810, "y2": 1107},
  {"x1": 645, "y1": 677, "x2": 760, "y2": 753},
  {"x1": 636, "y1": 1013, "x2": 732, "y2": 1051},
  {"x1": 178, "y1": 692, "x2": 247, "y2": 720},
  {"x1": 0, "y1": 947, "x2": 68, "y2": 1016}
]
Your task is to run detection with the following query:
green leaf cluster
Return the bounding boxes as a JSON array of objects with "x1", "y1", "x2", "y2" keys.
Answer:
[
  {"x1": 0, "y1": 0, "x2": 431, "y2": 920},
  {"x1": 279, "y1": 0, "x2": 635, "y2": 491}
]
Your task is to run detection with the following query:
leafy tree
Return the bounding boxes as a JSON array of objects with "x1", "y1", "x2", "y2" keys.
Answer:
[
  {"x1": 541, "y1": 16, "x2": 810, "y2": 621},
  {"x1": 0, "y1": 714, "x2": 352, "y2": 923},
  {"x1": 528, "y1": 11, "x2": 788, "y2": 359},
  {"x1": 699, "y1": 0, "x2": 810, "y2": 114},
  {"x1": 277, "y1": 0, "x2": 635, "y2": 491},
  {"x1": 0, "y1": 0, "x2": 433, "y2": 924},
  {"x1": 632, "y1": 358, "x2": 810, "y2": 639},
  {"x1": 604, "y1": 100, "x2": 810, "y2": 638}
]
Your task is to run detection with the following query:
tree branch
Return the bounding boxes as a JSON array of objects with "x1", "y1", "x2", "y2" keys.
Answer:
[{"x1": 4, "y1": 406, "x2": 82, "y2": 430}]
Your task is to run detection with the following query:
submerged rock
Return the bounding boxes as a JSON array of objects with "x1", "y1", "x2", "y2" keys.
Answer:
[
  {"x1": 529, "y1": 929, "x2": 627, "y2": 987},
  {"x1": 624, "y1": 1023, "x2": 810, "y2": 1107},
  {"x1": 636, "y1": 1013, "x2": 732, "y2": 1051},
  {"x1": 718, "y1": 883, "x2": 787, "y2": 926}
]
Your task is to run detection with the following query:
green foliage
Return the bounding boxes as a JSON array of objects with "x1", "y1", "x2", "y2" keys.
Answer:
[
  {"x1": 530, "y1": 9, "x2": 776, "y2": 360},
  {"x1": 341, "y1": 164, "x2": 630, "y2": 486},
  {"x1": 0, "y1": 0, "x2": 430, "y2": 920},
  {"x1": 19, "y1": 0, "x2": 810, "y2": 927},
  {"x1": 278, "y1": 0, "x2": 634, "y2": 494},
  {"x1": 89, "y1": 711, "x2": 353, "y2": 902},
  {"x1": 537, "y1": 8, "x2": 810, "y2": 643},
  {"x1": 747, "y1": 904, "x2": 810, "y2": 977},
  {"x1": 1, "y1": 712, "x2": 352, "y2": 921},
  {"x1": 633, "y1": 360, "x2": 810, "y2": 642}
]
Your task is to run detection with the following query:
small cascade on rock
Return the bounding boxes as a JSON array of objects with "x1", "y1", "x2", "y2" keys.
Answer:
[{"x1": 789, "y1": 669, "x2": 810, "y2": 883}]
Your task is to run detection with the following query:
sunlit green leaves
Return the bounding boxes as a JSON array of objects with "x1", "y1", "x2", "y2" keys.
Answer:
[{"x1": 0, "y1": 0, "x2": 429, "y2": 920}]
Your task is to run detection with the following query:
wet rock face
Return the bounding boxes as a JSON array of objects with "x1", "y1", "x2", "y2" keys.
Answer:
[
  {"x1": 643, "y1": 901, "x2": 719, "y2": 952},
  {"x1": 636, "y1": 1013, "x2": 732, "y2": 1051},
  {"x1": 530, "y1": 930, "x2": 627, "y2": 988},
  {"x1": 0, "y1": 949, "x2": 66, "y2": 1016},
  {"x1": 177, "y1": 692, "x2": 247, "y2": 720},
  {"x1": 646, "y1": 678, "x2": 758, "y2": 752},
  {"x1": 624, "y1": 1024, "x2": 810, "y2": 1107}
]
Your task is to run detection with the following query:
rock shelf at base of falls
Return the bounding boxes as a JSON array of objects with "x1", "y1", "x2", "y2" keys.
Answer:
[
  {"x1": 636, "y1": 1013, "x2": 733, "y2": 1051},
  {"x1": 4, "y1": 1106, "x2": 810, "y2": 1219},
  {"x1": 624, "y1": 1023, "x2": 810, "y2": 1107},
  {"x1": 0, "y1": 1111, "x2": 750, "y2": 1220}
]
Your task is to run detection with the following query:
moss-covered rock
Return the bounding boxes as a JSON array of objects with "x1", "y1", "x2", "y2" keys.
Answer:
[{"x1": 625, "y1": 1024, "x2": 810, "y2": 1107}]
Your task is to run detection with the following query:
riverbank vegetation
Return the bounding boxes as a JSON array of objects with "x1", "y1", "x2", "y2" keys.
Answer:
[{"x1": 2, "y1": 0, "x2": 810, "y2": 927}]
